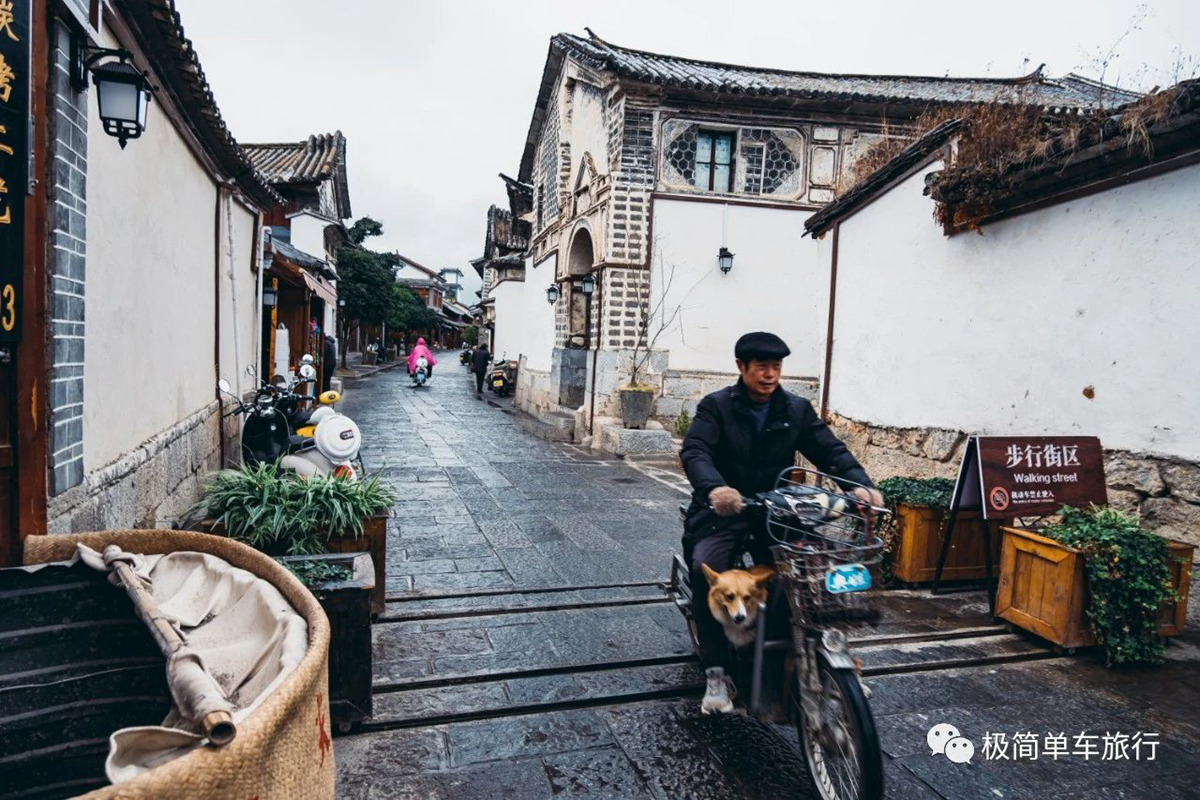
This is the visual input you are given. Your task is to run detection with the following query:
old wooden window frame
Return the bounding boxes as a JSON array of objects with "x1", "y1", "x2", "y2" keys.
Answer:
[{"x1": 695, "y1": 130, "x2": 735, "y2": 193}]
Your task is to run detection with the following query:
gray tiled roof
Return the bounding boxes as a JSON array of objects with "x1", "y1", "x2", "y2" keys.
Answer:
[
  {"x1": 553, "y1": 33, "x2": 1140, "y2": 110},
  {"x1": 243, "y1": 132, "x2": 352, "y2": 218}
]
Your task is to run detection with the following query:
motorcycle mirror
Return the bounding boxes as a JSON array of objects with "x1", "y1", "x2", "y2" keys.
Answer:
[
  {"x1": 299, "y1": 364, "x2": 317, "y2": 380},
  {"x1": 217, "y1": 379, "x2": 232, "y2": 394},
  {"x1": 300, "y1": 354, "x2": 315, "y2": 366}
]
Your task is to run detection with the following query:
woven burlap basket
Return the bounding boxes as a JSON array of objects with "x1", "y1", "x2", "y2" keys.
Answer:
[{"x1": 23, "y1": 530, "x2": 336, "y2": 800}]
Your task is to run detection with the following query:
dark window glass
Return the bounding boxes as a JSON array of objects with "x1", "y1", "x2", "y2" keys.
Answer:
[{"x1": 695, "y1": 131, "x2": 734, "y2": 192}]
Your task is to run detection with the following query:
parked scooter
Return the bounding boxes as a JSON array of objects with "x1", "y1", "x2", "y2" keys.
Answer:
[
  {"x1": 459, "y1": 348, "x2": 472, "y2": 367},
  {"x1": 487, "y1": 355, "x2": 517, "y2": 397},
  {"x1": 218, "y1": 379, "x2": 290, "y2": 466},
  {"x1": 219, "y1": 359, "x2": 362, "y2": 479}
]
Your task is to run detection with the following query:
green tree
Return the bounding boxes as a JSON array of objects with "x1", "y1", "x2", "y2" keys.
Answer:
[
  {"x1": 348, "y1": 216, "x2": 384, "y2": 245},
  {"x1": 337, "y1": 216, "x2": 399, "y2": 325},
  {"x1": 463, "y1": 325, "x2": 479, "y2": 346},
  {"x1": 386, "y1": 285, "x2": 441, "y2": 347}
]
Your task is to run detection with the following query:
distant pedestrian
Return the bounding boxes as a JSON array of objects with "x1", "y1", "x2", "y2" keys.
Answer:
[{"x1": 471, "y1": 343, "x2": 491, "y2": 397}]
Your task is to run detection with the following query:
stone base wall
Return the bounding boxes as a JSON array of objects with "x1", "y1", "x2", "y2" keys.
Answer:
[
  {"x1": 654, "y1": 370, "x2": 820, "y2": 423},
  {"x1": 827, "y1": 412, "x2": 1200, "y2": 550},
  {"x1": 513, "y1": 359, "x2": 555, "y2": 419},
  {"x1": 46, "y1": 402, "x2": 226, "y2": 534}
]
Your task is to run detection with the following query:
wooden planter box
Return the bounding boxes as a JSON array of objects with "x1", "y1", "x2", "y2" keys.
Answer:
[
  {"x1": 324, "y1": 513, "x2": 388, "y2": 615},
  {"x1": 890, "y1": 505, "x2": 1005, "y2": 584},
  {"x1": 278, "y1": 553, "x2": 374, "y2": 732},
  {"x1": 198, "y1": 513, "x2": 387, "y2": 615},
  {"x1": 995, "y1": 527, "x2": 1194, "y2": 650}
]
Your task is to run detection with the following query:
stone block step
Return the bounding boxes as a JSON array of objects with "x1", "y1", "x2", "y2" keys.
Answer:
[
  {"x1": 366, "y1": 660, "x2": 704, "y2": 730},
  {"x1": 381, "y1": 583, "x2": 667, "y2": 620},
  {"x1": 516, "y1": 410, "x2": 575, "y2": 443},
  {"x1": 856, "y1": 633, "x2": 1053, "y2": 675}
]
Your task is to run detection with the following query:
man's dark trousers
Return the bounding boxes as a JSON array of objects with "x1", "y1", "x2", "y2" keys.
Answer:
[
  {"x1": 474, "y1": 369, "x2": 486, "y2": 394},
  {"x1": 687, "y1": 517, "x2": 771, "y2": 670}
]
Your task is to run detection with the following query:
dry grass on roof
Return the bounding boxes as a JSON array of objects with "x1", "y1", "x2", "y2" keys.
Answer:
[{"x1": 837, "y1": 82, "x2": 1193, "y2": 199}]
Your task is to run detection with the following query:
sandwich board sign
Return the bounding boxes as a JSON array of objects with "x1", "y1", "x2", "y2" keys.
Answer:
[
  {"x1": 952, "y1": 436, "x2": 1108, "y2": 519},
  {"x1": 933, "y1": 435, "x2": 1108, "y2": 604}
]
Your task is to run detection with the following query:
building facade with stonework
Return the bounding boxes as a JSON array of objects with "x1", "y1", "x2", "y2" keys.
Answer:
[
  {"x1": 497, "y1": 32, "x2": 1134, "y2": 444},
  {"x1": 801, "y1": 81, "x2": 1200, "y2": 548},
  {"x1": 3, "y1": 0, "x2": 280, "y2": 561},
  {"x1": 244, "y1": 132, "x2": 352, "y2": 388}
]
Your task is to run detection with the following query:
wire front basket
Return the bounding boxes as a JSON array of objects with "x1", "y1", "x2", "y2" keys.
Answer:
[{"x1": 760, "y1": 468, "x2": 888, "y2": 629}]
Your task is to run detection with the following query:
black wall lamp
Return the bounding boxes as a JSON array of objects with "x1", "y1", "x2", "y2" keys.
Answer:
[
  {"x1": 262, "y1": 286, "x2": 278, "y2": 307},
  {"x1": 580, "y1": 273, "x2": 595, "y2": 296},
  {"x1": 70, "y1": 38, "x2": 153, "y2": 148},
  {"x1": 546, "y1": 283, "x2": 559, "y2": 304},
  {"x1": 718, "y1": 246, "x2": 735, "y2": 275}
]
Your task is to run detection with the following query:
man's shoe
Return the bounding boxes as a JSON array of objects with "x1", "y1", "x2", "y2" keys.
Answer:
[{"x1": 701, "y1": 667, "x2": 735, "y2": 715}]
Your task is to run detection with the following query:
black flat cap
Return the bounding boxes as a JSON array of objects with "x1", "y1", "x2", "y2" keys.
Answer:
[{"x1": 735, "y1": 331, "x2": 791, "y2": 361}]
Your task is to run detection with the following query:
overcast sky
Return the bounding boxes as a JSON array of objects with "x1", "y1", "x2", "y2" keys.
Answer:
[{"x1": 176, "y1": 0, "x2": 1198, "y2": 301}]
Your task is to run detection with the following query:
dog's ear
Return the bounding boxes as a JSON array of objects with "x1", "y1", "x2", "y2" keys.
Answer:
[
  {"x1": 748, "y1": 565, "x2": 775, "y2": 586},
  {"x1": 700, "y1": 563, "x2": 720, "y2": 584}
]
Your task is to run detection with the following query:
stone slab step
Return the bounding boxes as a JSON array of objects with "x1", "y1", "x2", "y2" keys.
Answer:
[
  {"x1": 516, "y1": 410, "x2": 575, "y2": 443},
  {"x1": 380, "y1": 583, "x2": 667, "y2": 620},
  {"x1": 366, "y1": 660, "x2": 704, "y2": 730},
  {"x1": 857, "y1": 633, "x2": 1053, "y2": 675}
]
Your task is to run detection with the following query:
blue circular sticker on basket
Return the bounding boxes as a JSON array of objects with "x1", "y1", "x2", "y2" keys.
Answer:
[{"x1": 826, "y1": 563, "x2": 871, "y2": 594}]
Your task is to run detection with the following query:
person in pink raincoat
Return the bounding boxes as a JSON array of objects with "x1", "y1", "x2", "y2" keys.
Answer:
[{"x1": 407, "y1": 337, "x2": 437, "y2": 378}]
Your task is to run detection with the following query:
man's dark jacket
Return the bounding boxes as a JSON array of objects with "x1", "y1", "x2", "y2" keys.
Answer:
[
  {"x1": 471, "y1": 347, "x2": 491, "y2": 373},
  {"x1": 681, "y1": 381, "x2": 873, "y2": 543}
]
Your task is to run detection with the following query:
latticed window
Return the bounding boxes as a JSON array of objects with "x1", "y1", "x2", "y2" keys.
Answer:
[{"x1": 661, "y1": 119, "x2": 806, "y2": 198}]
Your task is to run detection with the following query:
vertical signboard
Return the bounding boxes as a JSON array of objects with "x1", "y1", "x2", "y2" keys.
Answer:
[{"x1": 0, "y1": 0, "x2": 30, "y2": 342}]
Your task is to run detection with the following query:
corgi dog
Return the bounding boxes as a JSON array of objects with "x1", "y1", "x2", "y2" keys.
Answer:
[{"x1": 701, "y1": 564, "x2": 775, "y2": 649}]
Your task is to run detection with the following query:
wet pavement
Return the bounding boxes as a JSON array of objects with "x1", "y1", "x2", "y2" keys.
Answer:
[{"x1": 334, "y1": 366, "x2": 1200, "y2": 799}]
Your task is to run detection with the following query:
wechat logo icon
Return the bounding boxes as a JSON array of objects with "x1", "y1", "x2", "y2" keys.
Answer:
[{"x1": 927, "y1": 723, "x2": 975, "y2": 764}]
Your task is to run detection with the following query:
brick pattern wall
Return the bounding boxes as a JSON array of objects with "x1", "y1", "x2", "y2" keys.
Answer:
[
  {"x1": 603, "y1": 268, "x2": 649, "y2": 348},
  {"x1": 535, "y1": 94, "x2": 562, "y2": 230},
  {"x1": 606, "y1": 105, "x2": 655, "y2": 266},
  {"x1": 47, "y1": 21, "x2": 88, "y2": 495}
]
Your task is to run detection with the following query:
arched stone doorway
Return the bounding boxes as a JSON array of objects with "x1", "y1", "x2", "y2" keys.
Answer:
[
  {"x1": 566, "y1": 228, "x2": 594, "y2": 349},
  {"x1": 556, "y1": 227, "x2": 595, "y2": 409}
]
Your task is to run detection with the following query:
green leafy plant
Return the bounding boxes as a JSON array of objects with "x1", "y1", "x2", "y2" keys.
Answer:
[
  {"x1": 195, "y1": 463, "x2": 394, "y2": 556},
  {"x1": 1041, "y1": 505, "x2": 1177, "y2": 666},
  {"x1": 673, "y1": 409, "x2": 692, "y2": 438},
  {"x1": 278, "y1": 558, "x2": 353, "y2": 590},
  {"x1": 874, "y1": 476, "x2": 956, "y2": 583},
  {"x1": 877, "y1": 476, "x2": 956, "y2": 510}
]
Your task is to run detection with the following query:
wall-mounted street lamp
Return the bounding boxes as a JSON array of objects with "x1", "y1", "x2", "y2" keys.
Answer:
[
  {"x1": 70, "y1": 41, "x2": 152, "y2": 149},
  {"x1": 718, "y1": 247, "x2": 735, "y2": 275},
  {"x1": 546, "y1": 283, "x2": 559, "y2": 304},
  {"x1": 262, "y1": 286, "x2": 278, "y2": 307},
  {"x1": 580, "y1": 273, "x2": 596, "y2": 296}
]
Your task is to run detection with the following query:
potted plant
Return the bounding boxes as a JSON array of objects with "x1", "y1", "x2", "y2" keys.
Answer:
[
  {"x1": 877, "y1": 476, "x2": 1005, "y2": 585},
  {"x1": 194, "y1": 463, "x2": 394, "y2": 614},
  {"x1": 278, "y1": 553, "x2": 374, "y2": 733},
  {"x1": 996, "y1": 505, "x2": 1194, "y2": 664}
]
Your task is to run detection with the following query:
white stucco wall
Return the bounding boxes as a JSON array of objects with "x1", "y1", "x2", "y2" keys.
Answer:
[
  {"x1": 650, "y1": 198, "x2": 828, "y2": 376},
  {"x1": 84, "y1": 26, "x2": 226, "y2": 470},
  {"x1": 218, "y1": 195, "x2": 261, "y2": 396},
  {"x1": 519, "y1": 255, "x2": 557, "y2": 372},
  {"x1": 288, "y1": 211, "x2": 330, "y2": 261},
  {"x1": 489, "y1": 280, "x2": 524, "y2": 363},
  {"x1": 568, "y1": 78, "x2": 608, "y2": 181},
  {"x1": 828, "y1": 160, "x2": 1200, "y2": 460}
]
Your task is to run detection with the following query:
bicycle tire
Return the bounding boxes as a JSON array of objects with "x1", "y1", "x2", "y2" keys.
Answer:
[{"x1": 795, "y1": 659, "x2": 883, "y2": 800}]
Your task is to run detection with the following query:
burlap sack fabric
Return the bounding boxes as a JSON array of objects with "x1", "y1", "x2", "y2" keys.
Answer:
[{"x1": 23, "y1": 530, "x2": 336, "y2": 800}]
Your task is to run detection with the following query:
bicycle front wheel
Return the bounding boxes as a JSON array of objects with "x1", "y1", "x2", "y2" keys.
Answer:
[{"x1": 795, "y1": 659, "x2": 883, "y2": 800}]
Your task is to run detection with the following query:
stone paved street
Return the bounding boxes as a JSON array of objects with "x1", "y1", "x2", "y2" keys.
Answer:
[{"x1": 333, "y1": 367, "x2": 1200, "y2": 800}]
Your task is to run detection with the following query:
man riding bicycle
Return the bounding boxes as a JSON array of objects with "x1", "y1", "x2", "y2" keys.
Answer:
[{"x1": 680, "y1": 331, "x2": 883, "y2": 714}]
